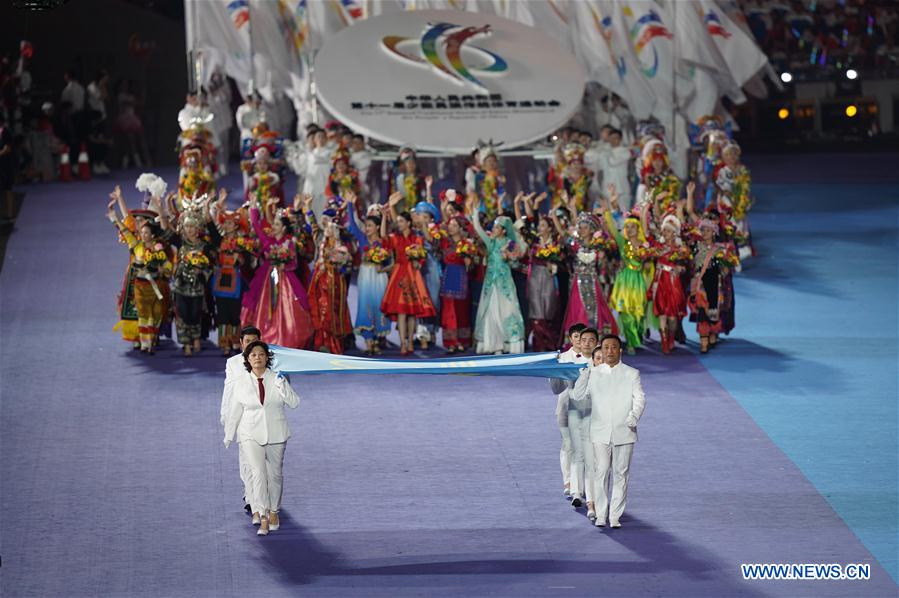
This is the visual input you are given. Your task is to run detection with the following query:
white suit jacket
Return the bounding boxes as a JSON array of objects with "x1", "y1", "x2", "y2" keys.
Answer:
[
  {"x1": 220, "y1": 353, "x2": 245, "y2": 427},
  {"x1": 571, "y1": 362, "x2": 645, "y2": 445},
  {"x1": 549, "y1": 349, "x2": 589, "y2": 424},
  {"x1": 223, "y1": 369, "x2": 300, "y2": 446}
]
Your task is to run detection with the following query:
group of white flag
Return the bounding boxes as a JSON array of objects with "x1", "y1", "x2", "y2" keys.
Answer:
[{"x1": 188, "y1": 0, "x2": 772, "y2": 136}]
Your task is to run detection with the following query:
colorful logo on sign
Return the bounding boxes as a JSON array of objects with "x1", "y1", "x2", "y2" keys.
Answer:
[
  {"x1": 382, "y1": 22, "x2": 508, "y2": 90},
  {"x1": 622, "y1": 7, "x2": 673, "y2": 78}
]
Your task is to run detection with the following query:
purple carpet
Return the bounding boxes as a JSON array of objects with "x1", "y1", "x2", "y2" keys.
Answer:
[{"x1": 1, "y1": 170, "x2": 896, "y2": 596}]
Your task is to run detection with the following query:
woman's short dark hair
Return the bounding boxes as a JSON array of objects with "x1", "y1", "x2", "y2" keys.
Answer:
[
  {"x1": 396, "y1": 211, "x2": 412, "y2": 224},
  {"x1": 365, "y1": 214, "x2": 382, "y2": 227},
  {"x1": 599, "y1": 334, "x2": 622, "y2": 348},
  {"x1": 243, "y1": 340, "x2": 273, "y2": 372},
  {"x1": 592, "y1": 345, "x2": 603, "y2": 358},
  {"x1": 567, "y1": 323, "x2": 587, "y2": 336}
]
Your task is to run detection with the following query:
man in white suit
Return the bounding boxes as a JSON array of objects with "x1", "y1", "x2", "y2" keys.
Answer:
[
  {"x1": 566, "y1": 328, "x2": 599, "y2": 519},
  {"x1": 549, "y1": 323, "x2": 587, "y2": 499},
  {"x1": 571, "y1": 334, "x2": 646, "y2": 528},
  {"x1": 221, "y1": 326, "x2": 261, "y2": 515}
]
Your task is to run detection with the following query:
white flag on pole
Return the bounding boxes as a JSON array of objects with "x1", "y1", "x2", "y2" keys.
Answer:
[
  {"x1": 572, "y1": 0, "x2": 655, "y2": 120},
  {"x1": 697, "y1": 0, "x2": 768, "y2": 88}
]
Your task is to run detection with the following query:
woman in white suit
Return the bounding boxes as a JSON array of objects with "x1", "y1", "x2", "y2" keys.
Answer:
[{"x1": 223, "y1": 340, "x2": 300, "y2": 536}]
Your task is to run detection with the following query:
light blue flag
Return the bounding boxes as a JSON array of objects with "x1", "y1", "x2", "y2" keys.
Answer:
[{"x1": 270, "y1": 347, "x2": 585, "y2": 380}]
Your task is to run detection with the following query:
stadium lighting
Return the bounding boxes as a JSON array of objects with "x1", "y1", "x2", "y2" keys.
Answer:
[
  {"x1": 846, "y1": 69, "x2": 858, "y2": 80},
  {"x1": 780, "y1": 72, "x2": 793, "y2": 83},
  {"x1": 778, "y1": 108, "x2": 790, "y2": 120},
  {"x1": 845, "y1": 105, "x2": 858, "y2": 117}
]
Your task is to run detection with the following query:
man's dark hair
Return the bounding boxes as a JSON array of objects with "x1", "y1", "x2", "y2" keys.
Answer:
[
  {"x1": 240, "y1": 326, "x2": 262, "y2": 340},
  {"x1": 243, "y1": 340, "x2": 273, "y2": 372},
  {"x1": 579, "y1": 327, "x2": 599, "y2": 341},
  {"x1": 609, "y1": 128, "x2": 622, "y2": 138},
  {"x1": 599, "y1": 334, "x2": 622, "y2": 348},
  {"x1": 567, "y1": 323, "x2": 588, "y2": 336}
]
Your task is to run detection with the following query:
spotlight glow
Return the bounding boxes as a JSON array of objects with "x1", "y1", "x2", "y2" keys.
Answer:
[
  {"x1": 846, "y1": 69, "x2": 858, "y2": 80},
  {"x1": 780, "y1": 72, "x2": 793, "y2": 83},
  {"x1": 777, "y1": 108, "x2": 790, "y2": 120},
  {"x1": 845, "y1": 105, "x2": 858, "y2": 117}
]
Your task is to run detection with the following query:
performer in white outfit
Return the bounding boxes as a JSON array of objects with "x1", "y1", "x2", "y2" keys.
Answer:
[
  {"x1": 600, "y1": 129, "x2": 633, "y2": 211},
  {"x1": 220, "y1": 326, "x2": 261, "y2": 515},
  {"x1": 349, "y1": 134, "x2": 374, "y2": 203},
  {"x1": 303, "y1": 129, "x2": 333, "y2": 218},
  {"x1": 571, "y1": 334, "x2": 645, "y2": 528},
  {"x1": 550, "y1": 323, "x2": 586, "y2": 499},
  {"x1": 223, "y1": 340, "x2": 301, "y2": 536},
  {"x1": 236, "y1": 89, "x2": 265, "y2": 190},
  {"x1": 206, "y1": 70, "x2": 233, "y2": 176},
  {"x1": 563, "y1": 328, "x2": 598, "y2": 519}
]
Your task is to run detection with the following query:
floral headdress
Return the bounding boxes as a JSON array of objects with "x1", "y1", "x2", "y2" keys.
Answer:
[
  {"x1": 135, "y1": 173, "x2": 167, "y2": 200},
  {"x1": 562, "y1": 142, "x2": 586, "y2": 164},
  {"x1": 331, "y1": 148, "x2": 351, "y2": 167},
  {"x1": 178, "y1": 193, "x2": 208, "y2": 230},
  {"x1": 576, "y1": 211, "x2": 598, "y2": 229},
  {"x1": 217, "y1": 208, "x2": 249, "y2": 234}
]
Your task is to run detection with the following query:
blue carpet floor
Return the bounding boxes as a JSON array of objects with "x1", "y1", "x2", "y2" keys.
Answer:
[
  {"x1": 700, "y1": 153, "x2": 899, "y2": 585},
  {"x1": 0, "y1": 156, "x2": 896, "y2": 596}
]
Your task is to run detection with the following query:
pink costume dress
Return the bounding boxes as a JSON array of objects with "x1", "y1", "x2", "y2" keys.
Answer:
[{"x1": 240, "y1": 208, "x2": 314, "y2": 348}]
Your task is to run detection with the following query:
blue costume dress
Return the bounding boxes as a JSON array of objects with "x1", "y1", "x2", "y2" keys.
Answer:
[{"x1": 347, "y1": 213, "x2": 391, "y2": 341}]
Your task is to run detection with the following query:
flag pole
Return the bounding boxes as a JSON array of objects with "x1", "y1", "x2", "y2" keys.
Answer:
[
  {"x1": 671, "y1": 0, "x2": 677, "y2": 152},
  {"x1": 248, "y1": 0, "x2": 257, "y2": 94}
]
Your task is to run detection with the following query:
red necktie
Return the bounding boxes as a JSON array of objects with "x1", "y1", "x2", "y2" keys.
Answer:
[{"x1": 257, "y1": 378, "x2": 265, "y2": 405}]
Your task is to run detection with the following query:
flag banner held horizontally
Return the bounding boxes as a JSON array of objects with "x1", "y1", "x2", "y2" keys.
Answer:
[{"x1": 271, "y1": 347, "x2": 585, "y2": 380}]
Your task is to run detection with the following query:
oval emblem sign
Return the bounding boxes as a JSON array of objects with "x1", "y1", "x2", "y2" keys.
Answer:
[{"x1": 315, "y1": 10, "x2": 586, "y2": 153}]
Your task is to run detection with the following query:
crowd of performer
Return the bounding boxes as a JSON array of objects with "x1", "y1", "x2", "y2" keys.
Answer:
[{"x1": 107, "y1": 107, "x2": 753, "y2": 359}]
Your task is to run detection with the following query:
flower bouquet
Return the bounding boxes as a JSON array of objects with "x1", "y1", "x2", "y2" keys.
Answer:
[
  {"x1": 455, "y1": 238, "x2": 477, "y2": 258},
  {"x1": 265, "y1": 244, "x2": 293, "y2": 267},
  {"x1": 428, "y1": 223, "x2": 446, "y2": 242},
  {"x1": 184, "y1": 250, "x2": 211, "y2": 269},
  {"x1": 405, "y1": 244, "x2": 427, "y2": 264},
  {"x1": 588, "y1": 231, "x2": 614, "y2": 253},
  {"x1": 364, "y1": 245, "x2": 390, "y2": 265}
]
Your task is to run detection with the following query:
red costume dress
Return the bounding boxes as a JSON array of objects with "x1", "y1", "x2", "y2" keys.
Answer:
[
  {"x1": 380, "y1": 232, "x2": 436, "y2": 319},
  {"x1": 307, "y1": 237, "x2": 353, "y2": 354},
  {"x1": 438, "y1": 236, "x2": 472, "y2": 349},
  {"x1": 650, "y1": 241, "x2": 691, "y2": 320}
]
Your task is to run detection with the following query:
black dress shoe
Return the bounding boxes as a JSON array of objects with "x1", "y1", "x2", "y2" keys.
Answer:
[
  {"x1": 244, "y1": 502, "x2": 252, "y2": 514},
  {"x1": 571, "y1": 497, "x2": 583, "y2": 508}
]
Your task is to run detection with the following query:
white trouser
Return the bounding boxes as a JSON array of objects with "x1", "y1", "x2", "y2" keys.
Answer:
[
  {"x1": 592, "y1": 441, "x2": 634, "y2": 525},
  {"x1": 559, "y1": 425, "x2": 571, "y2": 486},
  {"x1": 568, "y1": 408, "x2": 594, "y2": 503},
  {"x1": 240, "y1": 441, "x2": 286, "y2": 515},
  {"x1": 238, "y1": 442, "x2": 251, "y2": 505}
]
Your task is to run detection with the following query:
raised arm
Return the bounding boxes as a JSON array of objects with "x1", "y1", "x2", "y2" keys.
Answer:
[
  {"x1": 569, "y1": 366, "x2": 591, "y2": 403},
  {"x1": 344, "y1": 190, "x2": 367, "y2": 246},
  {"x1": 469, "y1": 204, "x2": 490, "y2": 245},
  {"x1": 250, "y1": 206, "x2": 272, "y2": 244},
  {"x1": 685, "y1": 180, "x2": 698, "y2": 219},
  {"x1": 513, "y1": 191, "x2": 524, "y2": 222}
]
